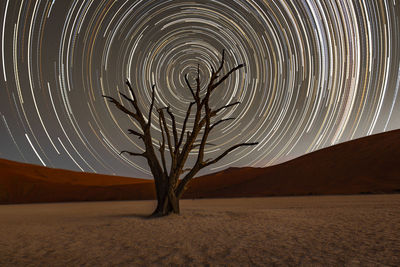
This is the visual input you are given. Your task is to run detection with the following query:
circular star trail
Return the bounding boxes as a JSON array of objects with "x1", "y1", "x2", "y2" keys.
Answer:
[{"x1": 1, "y1": 0, "x2": 400, "y2": 178}]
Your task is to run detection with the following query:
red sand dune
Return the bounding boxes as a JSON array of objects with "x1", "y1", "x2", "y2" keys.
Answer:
[
  {"x1": 1, "y1": 130, "x2": 400, "y2": 204},
  {"x1": 186, "y1": 129, "x2": 400, "y2": 198},
  {"x1": 0, "y1": 159, "x2": 154, "y2": 203}
]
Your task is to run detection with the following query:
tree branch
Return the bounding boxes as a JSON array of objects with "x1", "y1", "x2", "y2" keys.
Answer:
[
  {"x1": 103, "y1": 82, "x2": 164, "y2": 183},
  {"x1": 147, "y1": 84, "x2": 156, "y2": 128},
  {"x1": 192, "y1": 143, "x2": 216, "y2": 149},
  {"x1": 196, "y1": 64, "x2": 200, "y2": 98},
  {"x1": 122, "y1": 80, "x2": 147, "y2": 124},
  {"x1": 210, "y1": 64, "x2": 216, "y2": 77},
  {"x1": 157, "y1": 108, "x2": 174, "y2": 159},
  {"x1": 127, "y1": 129, "x2": 144, "y2": 139},
  {"x1": 214, "y1": 101, "x2": 240, "y2": 114},
  {"x1": 175, "y1": 165, "x2": 200, "y2": 198},
  {"x1": 211, "y1": 64, "x2": 245, "y2": 91},
  {"x1": 174, "y1": 99, "x2": 204, "y2": 175},
  {"x1": 175, "y1": 51, "x2": 244, "y2": 187},
  {"x1": 158, "y1": 116, "x2": 168, "y2": 175},
  {"x1": 165, "y1": 106, "x2": 178, "y2": 149},
  {"x1": 194, "y1": 94, "x2": 212, "y2": 168},
  {"x1": 180, "y1": 168, "x2": 191, "y2": 174},
  {"x1": 202, "y1": 142, "x2": 258, "y2": 168},
  {"x1": 120, "y1": 150, "x2": 147, "y2": 158},
  {"x1": 102, "y1": 95, "x2": 137, "y2": 119},
  {"x1": 177, "y1": 101, "x2": 195, "y2": 149},
  {"x1": 210, "y1": 118, "x2": 235, "y2": 131},
  {"x1": 125, "y1": 79, "x2": 138, "y2": 102},
  {"x1": 118, "y1": 91, "x2": 136, "y2": 108},
  {"x1": 215, "y1": 49, "x2": 225, "y2": 75},
  {"x1": 184, "y1": 74, "x2": 196, "y2": 101}
]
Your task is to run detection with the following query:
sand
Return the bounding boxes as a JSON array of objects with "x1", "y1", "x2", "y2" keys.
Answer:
[{"x1": 1, "y1": 195, "x2": 399, "y2": 266}]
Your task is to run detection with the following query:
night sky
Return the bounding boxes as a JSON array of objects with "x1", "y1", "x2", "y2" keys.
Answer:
[{"x1": 1, "y1": 0, "x2": 400, "y2": 178}]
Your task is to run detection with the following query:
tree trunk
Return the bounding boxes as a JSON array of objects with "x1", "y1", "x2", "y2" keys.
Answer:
[
  {"x1": 151, "y1": 178, "x2": 166, "y2": 217},
  {"x1": 168, "y1": 189, "x2": 180, "y2": 214},
  {"x1": 151, "y1": 180, "x2": 180, "y2": 217}
]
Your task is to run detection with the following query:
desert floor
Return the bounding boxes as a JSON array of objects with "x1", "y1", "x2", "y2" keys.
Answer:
[{"x1": 1, "y1": 195, "x2": 399, "y2": 266}]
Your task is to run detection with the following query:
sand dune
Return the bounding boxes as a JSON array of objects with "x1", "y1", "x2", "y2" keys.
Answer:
[
  {"x1": 186, "y1": 129, "x2": 400, "y2": 198},
  {"x1": 1, "y1": 195, "x2": 399, "y2": 266},
  {"x1": 1, "y1": 129, "x2": 400, "y2": 203},
  {"x1": 0, "y1": 158, "x2": 154, "y2": 203}
]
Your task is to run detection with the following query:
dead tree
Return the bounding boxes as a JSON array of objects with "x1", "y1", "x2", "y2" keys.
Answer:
[{"x1": 103, "y1": 50, "x2": 258, "y2": 217}]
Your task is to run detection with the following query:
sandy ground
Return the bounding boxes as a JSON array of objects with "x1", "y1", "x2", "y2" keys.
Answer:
[{"x1": 1, "y1": 195, "x2": 399, "y2": 266}]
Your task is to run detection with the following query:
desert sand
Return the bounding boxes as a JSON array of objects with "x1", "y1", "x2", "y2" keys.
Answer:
[
  {"x1": 1, "y1": 194, "x2": 399, "y2": 266},
  {"x1": 2, "y1": 130, "x2": 400, "y2": 204}
]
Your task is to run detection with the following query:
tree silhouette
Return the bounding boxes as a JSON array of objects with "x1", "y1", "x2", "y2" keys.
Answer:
[{"x1": 103, "y1": 50, "x2": 258, "y2": 217}]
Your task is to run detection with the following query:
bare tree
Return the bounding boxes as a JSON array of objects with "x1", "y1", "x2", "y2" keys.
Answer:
[{"x1": 103, "y1": 50, "x2": 258, "y2": 217}]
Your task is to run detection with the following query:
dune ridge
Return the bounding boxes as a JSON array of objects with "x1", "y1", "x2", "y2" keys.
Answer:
[{"x1": 1, "y1": 129, "x2": 400, "y2": 204}]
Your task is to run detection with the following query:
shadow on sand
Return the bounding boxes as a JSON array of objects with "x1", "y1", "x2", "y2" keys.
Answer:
[
  {"x1": 106, "y1": 212, "x2": 181, "y2": 220},
  {"x1": 106, "y1": 213, "x2": 151, "y2": 220}
]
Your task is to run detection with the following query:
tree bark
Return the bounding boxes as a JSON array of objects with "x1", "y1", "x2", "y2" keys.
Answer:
[
  {"x1": 151, "y1": 180, "x2": 180, "y2": 217},
  {"x1": 167, "y1": 189, "x2": 180, "y2": 214},
  {"x1": 151, "y1": 179, "x2": 166, "y2": 217}
]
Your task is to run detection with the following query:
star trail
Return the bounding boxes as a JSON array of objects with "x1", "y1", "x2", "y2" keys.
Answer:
[{"x1": 1, "y1": 0, "x2": 400, "y2": 178}]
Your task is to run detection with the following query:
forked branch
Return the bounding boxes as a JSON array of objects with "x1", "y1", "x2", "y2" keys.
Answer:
[
  {"x1": 127, "y1": 129, "x2": 144, "y2": 139},
  {"x1": 211, "y1": 63, "x2": 245, "y2": 91},
  {"x1": 102, "y1": 95, "x2": 136, "y2": 118}
]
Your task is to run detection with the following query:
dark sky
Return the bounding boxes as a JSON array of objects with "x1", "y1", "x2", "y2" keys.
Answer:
[{"x1": 1, "y1": 0, "x2": 400, "y2": 178}]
